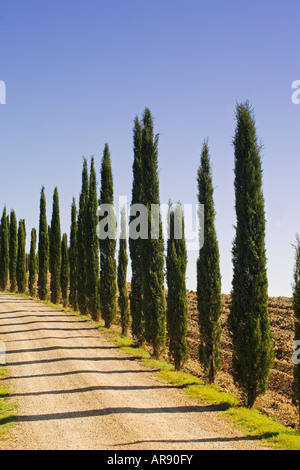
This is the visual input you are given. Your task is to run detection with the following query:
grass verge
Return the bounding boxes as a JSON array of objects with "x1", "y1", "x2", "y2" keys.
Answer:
[
  {"x1": 2, "y1": 291, "x2": 300, "y2": 450},
  {"x1": 0, "y1": 364, "x2": 18, "y2": 441}
]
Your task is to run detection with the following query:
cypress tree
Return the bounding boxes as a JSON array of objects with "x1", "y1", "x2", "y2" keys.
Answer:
[
  {"x1": 36, "y1": 251, "x2": 39, "y2": 275},
  {"x1": 129, "y1": 117, "x2": 145, "y2": 345},
  {"x1": 0, "y1": 207, "x2": 9, "y2": 291},
  {"x1": 86, "y1": 157, "x2": 100, "y2": 320},
  {"x1": 77, "y1": 159, "x2": 89, "y2": 314},
  {"x1": 48, "y1": 225, "x2": 51, "y2": 249},
  {"x1": 292, "y1": 236, "x2": 300, "y2": 427},
  {"x1": 50, "y1": 187, "x2": 61, "y2": 304},
  {"x1": 17, "y1": 219, "x2": 26, "y2": 293},
  {"x1": 28, "y1": 228, "x2": 37, "y2": 297},
  {"x1": 61, "y1": 233, "x2": 69, "y2": 308},
  {"x1": 7, "y1": 213, "x2": 10, "y2": 240},
  {"x1": 118, "y1": 207, "x2": 129, "y2": 336},
  {"x1": 228, "y1": 102, "x2": 274, "y2": 408},
  {"x1": 69, "y1": 197, "x2": 78, "y2": 310},
  {"x1": 22, "y1": 219, "x2": 26, "y2": 241},
  {"x1": 38, "y1": 186, "x2": 49, "y2": 300},
  {"x1": 9, "y1": 209, "x2": 17, "y2": 292},
  {"x1": 166, "y1": 203, "x2": 189, "y2": 370},
  {"x1": 197, "y1": 141, "x2": 222, "y2": 384},
  {"x1": 141, "y1": 108, "x2": 166, "y2": 357},
  {"x1": 99, "y1": 144, "x2": 117, "y2": 328}
]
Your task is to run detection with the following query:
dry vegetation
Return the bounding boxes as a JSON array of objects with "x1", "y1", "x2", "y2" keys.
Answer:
[{"x1": 184, "y1": 292, "x2": 297, "y2": 429}]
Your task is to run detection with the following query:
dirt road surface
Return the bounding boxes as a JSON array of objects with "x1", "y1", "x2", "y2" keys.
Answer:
[{"x1": 0, "y1": 294, "x2": 269, "y2": 450}]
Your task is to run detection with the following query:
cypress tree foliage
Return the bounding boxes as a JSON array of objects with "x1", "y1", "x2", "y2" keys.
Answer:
[
  {"x1": 48, "y1": 225, "x2": 51, "y2": 250},
  {"x1": 17, "y1": 219, "x2": 26, "y2": 294},
  {"x1": 61, "y1": 233, "x2": 69, "y2": 308},
  {"x1": 129, "y1": 117, "x2": 145, "y2": 345},
  {"x1": 292, "y1": 236, "x2": 300, "y2": 427},
  {"x1": 22, "y1": 219, "x2": 26, "y2": 241},
  {"x1": 36, "y1": 251, "x2": 39, "y2": 275},
  {"x1": 228, "y1": 102, "x2": 274, "y2": 408},
  {"x1": 99, "y1": 144, "x2": 117, "y2": 328},
  {"x1": 28, "y1": 228, "x2": 37, "y2": 297},
  {"x1": 0, "y1": 207, "x2": 9, "y2": 291},
  {"x1": 197, "y1": 141, "x2": 222, "y2": 384},
  {"x1": 117, "y1": 207, "x2": 129, "y2": 336},
  {"x1": 50, "y1": 187, "x2": 61, "y2": 304},
  {"x1": 9, "y1": 209, "x2": 18, "y2": 292},
  {"x1": 166, "y1": 203, "x2": 189, "y2": 371},
  {"x1": 140, "y1": 108, "x2": 166, "y2": 357},
  {"x1": 7, "y1": 213, "x2": 10, "y2": 239},
  {"x1": 77, "y1": 158, "x2": 89, "y2": 314},
  {"x1": 38, "y1": 186, "x2": 49, "y2": 301},
  {"x1": 69, "y1": 197, "x2": 78, "y2": 310},
  {"x1": 26, "y1": 253, "x2": 29, "y2": 273},
  {"x1": 86, "y1": 157, "x2": 100, "y2": 320}
]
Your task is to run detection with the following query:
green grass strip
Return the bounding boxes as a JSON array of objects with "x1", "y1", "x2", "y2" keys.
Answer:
[{"x1": 0, "y1": 365, "x2": 18, "y2": 441}]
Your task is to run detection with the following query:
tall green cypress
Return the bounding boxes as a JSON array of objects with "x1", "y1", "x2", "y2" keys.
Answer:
[
  {"x1": 38, "y1": 186, "x2": 49, "y2": 300},
  {"x1": 77, "y1": 158, "x2": 89, "y2": 314},
  {"x1": 118, "y1": 207, "x2": 129, "y2": 336},
  {"x1": 9, "y1": 209, "x2": 17, "y2": 292},
  {"x1": 197, "y1": 141, "x2": 222, "y2": 384},
  {"x1": 69, "y1": 197, "x2": 78, "y2": 310},
  {"x1": 166, "y1": 203, "x2": 188, "y2": 370},
  {"x1": 17, "y1": 219, "x2": 26, "y2": 294},
  {"x1": 7, "y1": 214, "x2": 10, "y2": 240},
  {"x1": 28, "y1": 228, "x2": 37, "y2": 297},
  {"x1": 61, "y1": 233, "x2": 69, "y2": 308},
  {"x1": 228, "y1": 102, "x2": 274, "y2": 408},
  {"x1": 22, "y1": 219, "x2": 26, "y2": 243},
  {"x1": 0, "y1": 207, "x2": 9, "y2": 291},
  {"x1": 141, "y1": 108, "x2": 166, "y2": 357},
  {"x1": 99, "y1": 144, "x2": 117, "y2": 328},
  {"x1": 292, "y1": 236, "x2": 300, "y2": 426},
  {"x1": 129, "y1": 117, "x2": 145, "y2": 345},
  {"x1": 86, "y1": 157, "x2": 100, "y2": 320},
  {"x1": 50, "y1": 187, "x2": 61, "y2": 304}
]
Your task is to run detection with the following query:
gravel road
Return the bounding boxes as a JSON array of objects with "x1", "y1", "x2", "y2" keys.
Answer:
[{"x1": 0, "y1": 293, "x2": 268, "y2": 450}]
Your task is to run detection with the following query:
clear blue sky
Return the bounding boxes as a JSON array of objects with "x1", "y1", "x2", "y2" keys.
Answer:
[{"x1": 1, "y1": 0, "x2": 299, "y2": 296}]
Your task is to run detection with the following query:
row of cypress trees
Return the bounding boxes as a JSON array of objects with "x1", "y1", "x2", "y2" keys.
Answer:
[
  {"x1": 0, "y1": 103, "x2": 299, "y2": 414},
  {"x1": 129, "y1": 109, "x2": 188, "y2": 363},
  {"x1": 0, "y1": 188, "x2": 70, "y2": 303},
  {"x1": 0, "y1": 209, "x2": 28, "y2": 295},
  {"x1": 195, "y1": 102, "x2": 276, "y2": 409},
  {"x1": 128, "y1": 103, "x2": 275, "y2": 411}
]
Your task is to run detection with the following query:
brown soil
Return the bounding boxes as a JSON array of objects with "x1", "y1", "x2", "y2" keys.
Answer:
[{"x1": 182, "y1": 292, "x2": 298, "y2": 429}]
